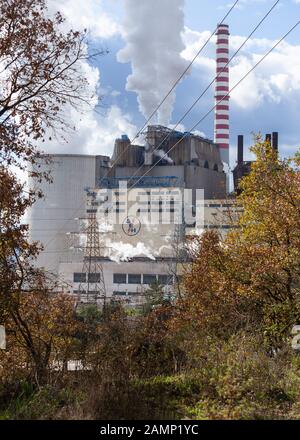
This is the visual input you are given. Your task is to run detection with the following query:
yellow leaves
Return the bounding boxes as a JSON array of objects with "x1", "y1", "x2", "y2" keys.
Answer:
[{"x1": 171, "y1": 141, "x2": 300, "y2": 344}]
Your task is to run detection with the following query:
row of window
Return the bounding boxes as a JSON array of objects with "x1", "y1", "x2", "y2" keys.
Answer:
[
  {"x1": 112, "y1": 208, "x2": 177, "y2": 214},
  {"x1": 73, "y1": 273, "x2": 101, "y2": 283},
  {"x1": 73, "y1": 273, "x2": 175, "y2": 285},
  {"x1": 113, "y1": 273, "x2": 172, "y2": 285}
]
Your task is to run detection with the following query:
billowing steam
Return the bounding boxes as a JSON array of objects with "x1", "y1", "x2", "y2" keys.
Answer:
[
  {"x1": 153, "y1": 149, "x2": 174, "y2": 164},
  {"x1": 105, "y1": 240, "x2": 156, "y2": 263},
  {"x1": 117, "y1": 0, "x2": 188, "y2": 125}
]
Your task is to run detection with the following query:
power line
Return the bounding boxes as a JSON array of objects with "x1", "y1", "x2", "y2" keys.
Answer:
[
  {"x1": 128, "y1": 20, "x2": 300, "y2": 191},
  {"x1": 38, "y1": 2, "x2": 240, "y2": 252},
  {"x1": 106, "y1": 0, "x2": 240, "y2": 171},
  {"x1": 127, "y1": 0, "x2": 280, "y2": 183}
]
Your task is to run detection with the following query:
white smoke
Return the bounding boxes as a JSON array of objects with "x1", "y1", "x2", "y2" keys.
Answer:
[
  {"x1": 106, "y1": 240, "x2": 156, "y2": 263},
  {"x1": 117, "y1": 0, "x2": 188, "y2": 125},
  {"x1": 153, "y1": 149, "x2": 174, "y2": 164}
]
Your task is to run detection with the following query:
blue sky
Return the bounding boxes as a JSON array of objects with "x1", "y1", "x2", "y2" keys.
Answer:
[
  {"x1": 186, "y1": 0, "x2": 299, "y2": 42},
  {"x1": 48, "y1": 0, "x2": 300, "y2": 166}
]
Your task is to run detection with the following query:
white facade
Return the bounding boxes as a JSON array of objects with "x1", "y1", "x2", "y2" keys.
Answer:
[
  {"x1": 58, "y1": 259, "x2": 179, "y2": 305},
  {"x1": 27, "y1": 140, "x2": 235, "y2": 306},
  {"x1": 28, "y1": 155, "x2": 99, "y2": 272}
]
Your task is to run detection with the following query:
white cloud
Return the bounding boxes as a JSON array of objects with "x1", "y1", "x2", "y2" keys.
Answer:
[
  {"x1": 182, "y1": 26, "x2": 300, "y2": 110},
  {"x1": 44, "y1": 104, "x2": 137, "y2": 157},
  {"x1": 40, "y1": 2, "x2": 137, "y2": 158},
  {"x1": 48, "y1": 0, "x2": 120, "y2": 39}
]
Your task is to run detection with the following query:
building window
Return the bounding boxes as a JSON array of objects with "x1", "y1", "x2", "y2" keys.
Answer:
[
  {"x1": 158, "y1": 274, "x2": 171, "y2": 285},
  {"x1": 143, "y1": 274, "x2": 157, "y2": 285},
  {"x1": 113, "y1": 273, "x2": 127, "y2": 284},
  {"x1": 88, "y1": 273, "x2": 101, "y2": 283},
  {"x1": 128, "y1": 274, "x2": 142, "y2": 284},
  {"x1": 204, "y1": 160, "x2": 209, "y2": 169},
  {"x1": 73, "y1": 273, "x2": 86, "y2": 283},
  {"x1": 213, "y1": 164, "x2": 218, "y2": 171}
]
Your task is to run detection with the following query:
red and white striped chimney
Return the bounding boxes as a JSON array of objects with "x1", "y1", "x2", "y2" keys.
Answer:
[{"x1": 214, "y1": 23, "x2": 230, "y2": 165}]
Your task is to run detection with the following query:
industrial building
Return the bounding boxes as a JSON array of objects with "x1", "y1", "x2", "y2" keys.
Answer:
[
  {"x1": 28, "y1": 23, "x2": 235, "y2": 305},
  {"x1": 28, "y1": 124, "x2": 228, "y2": 303},
  {"x1": 232, "y1": 132, "x2": 279, "y2": 193}
]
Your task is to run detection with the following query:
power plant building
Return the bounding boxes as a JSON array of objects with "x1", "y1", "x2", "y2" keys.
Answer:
[
  {"x1": 28, "y1": 22, "x2": 235, "y2": 305},
  {"x1": 28, "y1": 125, "x2": 228, "y2": 303}
]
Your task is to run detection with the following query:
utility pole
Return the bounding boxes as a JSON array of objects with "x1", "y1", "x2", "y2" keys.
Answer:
[{"x1": 78, "y1": 189, "x2": 106, "y2": 309}]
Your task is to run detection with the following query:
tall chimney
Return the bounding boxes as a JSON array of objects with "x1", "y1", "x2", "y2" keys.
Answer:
[
  {"x1": 214, "y1": 23, "x2": 230, "y2": 165},
  {"x1": 237, "y1": 135, "x2": 244, "y2": 164}
]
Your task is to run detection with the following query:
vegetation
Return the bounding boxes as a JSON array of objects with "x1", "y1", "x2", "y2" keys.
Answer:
[
  {"x1": 1, "y1": 0, "x2": 300, "y2": 421},
  {"x1": 1, "y1": 139, "x2": 300, "y2": 420},
  {"x1": 0, "y1": 0, "x2": 103, "y2": 387}
]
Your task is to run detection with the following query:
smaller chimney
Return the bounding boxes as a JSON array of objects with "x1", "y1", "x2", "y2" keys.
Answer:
[
  {"x1": 272, "y1": 132, "x2": 278, "y2": 152},
  {"x1": 265, "y1": 133, "x2": 271, "y2": 144},
  {"x1": 237, "y1": 135, "x2": 244, "y2": 164}
]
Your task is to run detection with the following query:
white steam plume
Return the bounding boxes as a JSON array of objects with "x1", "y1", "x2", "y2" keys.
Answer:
[
  {"x1": 117, "y1": 0, "x2": 188, "y2": 126},
  {"x1": 106, "y1": 240, "x2": 156, "y2": 263},
  {"x1": 153, "y1": 149, "x2": 174, "y2": 164}
]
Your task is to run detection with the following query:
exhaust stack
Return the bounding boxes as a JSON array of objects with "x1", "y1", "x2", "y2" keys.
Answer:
[
  {"x1": 214, "y1": 23, "x2": 230, "y2": 165},
  {"x1": 237, "y1": 135, "x2": 244, "y2": 164},
  {"x1": 272, "y1": 132, "x2": 278, "y2": 152}
]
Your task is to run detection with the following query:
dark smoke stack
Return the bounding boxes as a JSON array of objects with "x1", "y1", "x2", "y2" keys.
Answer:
[
  {"x1": 265, "y1": 133, "x2": 271, "y2": 144},
  {"x1": 272, "y1": 132, "x2": 278, "y2": 152},
  {"x1": 237, "y1": 135, "x2": 244, "y2": 164}
]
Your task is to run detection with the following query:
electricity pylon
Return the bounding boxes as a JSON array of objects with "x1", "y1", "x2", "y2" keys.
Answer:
[{"x1": 78, "y1": 189, "x2": 106, "y2": 307}]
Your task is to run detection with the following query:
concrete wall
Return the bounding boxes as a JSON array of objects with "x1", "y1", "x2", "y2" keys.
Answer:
[
  {"x1": 28, "y1": 155, "x2": 97, "y2": 273},
  {"x1": 114, "y1": 164, "x2": 225, "y2": 199}
]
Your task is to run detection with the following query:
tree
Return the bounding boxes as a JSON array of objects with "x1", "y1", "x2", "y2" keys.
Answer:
[
  {"x1": 0, "y1": 0, "x2": 101, "y2": 173},
  {"x1": 0, "y1": 0, "x2": 104, "y2": 383},
  {"x1": 232, "y1": 140, "x2": 300, "y2": 343},
  {"x1": 171, "y1": 139, "x2": 300, "y2": 350},
  {"x1": 0, "y1": 285, "x2": 81, "y2": 386},
  {"x1": 0, "y1": 0, "x2": 103, "y2": 292},
  {"x1": 144, "y1": 280, "x2": 166, "y2": 312}
]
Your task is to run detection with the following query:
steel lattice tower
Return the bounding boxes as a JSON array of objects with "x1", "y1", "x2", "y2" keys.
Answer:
[{"x1": 78, "y1": 189, "x2": 106, "y2": 307}]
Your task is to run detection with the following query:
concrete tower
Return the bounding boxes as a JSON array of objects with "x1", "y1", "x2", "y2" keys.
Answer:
[{"x1": 214, "y1": 23, "x2": 230, "y2": 165}]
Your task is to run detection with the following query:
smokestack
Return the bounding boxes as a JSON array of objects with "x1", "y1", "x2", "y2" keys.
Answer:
[
  {"x1": 272, "y1": 132, "x2": 278, "y2": 152},
  {"x1": 237, "y1": 135, "x2": 244, "y2": 164},
  {"x1": 214, "y1": 23, "x2": 230, "y2": 165}
]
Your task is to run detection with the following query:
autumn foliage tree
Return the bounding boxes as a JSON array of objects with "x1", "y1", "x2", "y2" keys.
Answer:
[
  {"x1": 0, "y1": 0, "x2": 104, "y2": 384},
  {"x1": 172, "y1": 139, "x2": 300, "y2": 351},
  {"x1": 0, "y1": 288, "x2": 80, "y2": 386},
  {"x1": 0, "y1": 0, "x2": 99, "y2": 171},
  {"x1": 0, "y1": 1, "x2": 102, "y2": 281}
]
